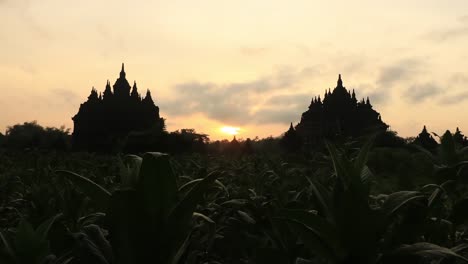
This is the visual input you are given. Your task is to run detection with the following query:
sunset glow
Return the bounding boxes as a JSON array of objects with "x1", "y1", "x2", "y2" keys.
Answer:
[
  {"x1": 1, "y1": 1, "x2": 468, "y2": 139},
  {"x1": 220, "y1": 126, "x2": 240, "y2": 136}
]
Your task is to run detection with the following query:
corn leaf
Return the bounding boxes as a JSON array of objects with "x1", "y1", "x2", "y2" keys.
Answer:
[{"x1": 56, "y1": 170, "x2": 111, "y2": 211}]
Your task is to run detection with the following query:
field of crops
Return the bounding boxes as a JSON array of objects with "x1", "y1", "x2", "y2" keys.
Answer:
[{"x1": 1, "y1": 132, "x2": 468, "y2": 264}]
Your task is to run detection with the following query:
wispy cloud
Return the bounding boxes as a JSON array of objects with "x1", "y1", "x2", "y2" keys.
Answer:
[
  {"x1": 364, "y1": 58, "x2": 425, "y2": 106},
  {"x1": 377, "y1": 58, "x2": 423, "y2": 87},
  {"x1": 50, "y1": 88, "x2": 81, "y2": 106},
  {"x1": 161, "y1": 66, "x2": 318, "y2": 125},
  {"x1": 404, "y1": 83, "x2": 443, "y2": 103},
  {"x1": 450, "y1": 72, "x2": 468, "y2": 84},
  {"x1": 439, "y1": 91, "x2": 468, "y2": 105},
  {"x1": 424, "y1": 15, "x2": 468, "y2": 42}
]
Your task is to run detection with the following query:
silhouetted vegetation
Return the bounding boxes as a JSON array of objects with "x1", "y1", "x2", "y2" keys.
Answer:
[
  {"x1": 1, "y1": 131, "x2": 468, "y2": 263},
  {"x1": 2, "y1": 121, "x2": 70, "y2": 150}
]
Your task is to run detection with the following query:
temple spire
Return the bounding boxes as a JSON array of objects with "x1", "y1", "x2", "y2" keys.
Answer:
[
  {"x1": 120, "y1": 63, "x2": 126, "y2": 78},
  {"x1": 103, "y1": 80, "x2": 113, "y2": 99},
  {"x1": 143, "y1": 89, "x2": 154, "y2": 103},
  {"x1": 131, "y1": 81, "x2": 139, "y2": 99},
  {"x1": 337, "y1": 74, "x2": 343, "y2": 88}
]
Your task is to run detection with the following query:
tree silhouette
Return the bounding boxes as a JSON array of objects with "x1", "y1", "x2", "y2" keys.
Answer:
[{"x1": 3, "y1": 121, "x2": 70, "y2": 150}]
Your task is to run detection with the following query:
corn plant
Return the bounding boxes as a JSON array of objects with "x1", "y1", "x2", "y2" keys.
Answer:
[
  {"x1": 57, "y1": 152, "x2": 218, "y2": 264},
  {"x1": 277, "y1": 137, "x2": 468, "y2": 263},
  {"x1": 0, "y1": 214, "x2": 68, "y2": 264},
  {"x1": 416, "y1": 130, "x2": 468, "y2": 183}
]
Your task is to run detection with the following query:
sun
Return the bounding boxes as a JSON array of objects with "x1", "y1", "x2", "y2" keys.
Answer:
[{"x1": 220, "y1": 126, "x2": 240, "y2": 136}]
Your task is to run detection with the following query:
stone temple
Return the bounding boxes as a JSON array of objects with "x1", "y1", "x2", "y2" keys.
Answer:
[
  {"x1": 72, "y1": 64, "x2": 165, "y2": 151},
  {"x1": 292, "y1": 74, "x2": 388, "y2": 144}
]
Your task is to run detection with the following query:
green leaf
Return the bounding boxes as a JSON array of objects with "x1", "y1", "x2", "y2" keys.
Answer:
[
  {"x1": 451, "y1": 243, "x2": 468, "y2": 254},
  {"x1": 354, "y1": 135, "x2": 376, "y2": 172},
  {"x1": 193, "y1": 212, "x2": 215, "y2": 224},
  {"x1": 170, "y1": 232, "x2": 191, "y2": 264},
  {"x1": 56, "y1": 170, "x2": 111, "y2": 211},
  {"x1": 381, "y1": 191, "x2": 426, "y2": 216},
  {"x1": 220, "y1": 199, "x2": 248, "y2": 207},
  {"x1": 106, "y1": 189, "x2": 139, "y2": 264},
  {"x1": 360, "y1": 166, "x2": 374, "y2": 185},
  {"x1": 450, "y1": 198, "x2": 468, "y2": 226},
  {"x1": 276, "y1": 209, "x2": 341, "y2": 261},
  {"x1": 214, "y1": 179, "x2": 229, "y2": 197},
  {"x1": 14, "y1": 218, "x2": 49, "y2": 264},
  {"x1": 72, "y1": 230, "x2": 110, "y2": 264},
  {"x1": 384, "y1": 242, "x2": 468, "y2": 263},
  {"x1": 81, "y1": 224, "x2": 113, "y2": 264},
  {"x1": 237, "y1": 210, "x2": 256, "y2": 224},
  {"x1": 166, "y1": 171, "x2": 218, "y2": 257},
  {"x1": 136, "y1": 152, "x2": 178, "y2": 225},
  {"x1": 178, "y1": 179, "x2": 203, "y2": 193},
  {"x1": 36, "y1": 214, "x2": 61, "y2": 242},
  {"x1": 120, "y1": 154, "x2": 143, "y2": 187},
  {"x1": 305, "y1": 177, "x2": 332, "y2": 219},
  {"x1": 325, "y1": 141, "x2": 349, "y2": 183},
  {"x1": 0, "y1": 231, "x2": 15, "y2": 262}
]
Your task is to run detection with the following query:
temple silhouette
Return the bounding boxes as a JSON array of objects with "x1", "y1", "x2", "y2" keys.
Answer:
[
  {"x1": 413, "y1": 126, "x2": 438, "y2": 150},
  {"x1": 287, "y1": 75, "x2": 388, "y2": 146},
  {"x1": 72, "y1": 64, "x2": 165, "y2": 151}
]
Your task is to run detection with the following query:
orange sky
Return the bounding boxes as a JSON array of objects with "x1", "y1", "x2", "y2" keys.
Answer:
[{"x1": 1, "y1": 0, "x2": 468, "y2": 140}]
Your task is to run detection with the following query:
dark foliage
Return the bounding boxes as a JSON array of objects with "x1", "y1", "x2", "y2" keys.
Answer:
[{"x1": 3, "y1": 121, "x2": 70, "y2": 150}]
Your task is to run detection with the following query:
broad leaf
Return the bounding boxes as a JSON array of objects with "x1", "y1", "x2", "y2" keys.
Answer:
[
  {"x1": 56, "y1": 170, "x2": 111, "y2": 211},
  {"x1": 381, "y1": 191, "x2": 426, "y2": 216}
]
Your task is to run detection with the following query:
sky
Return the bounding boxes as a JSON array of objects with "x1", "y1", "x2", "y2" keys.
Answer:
[{"x1": 1, "y1": 0, "x2": 468, "y2": 140}]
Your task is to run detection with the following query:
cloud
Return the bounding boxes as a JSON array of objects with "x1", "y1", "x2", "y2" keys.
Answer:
[
  {"x1": 403, "y1": 83, "x2": 442, "y2": 103},
  {"x1": 0, "y1": 0, "x2": 52, "y2": 40},
  {"x1": 425, "y1": 16, "x2": 468, "y2": 41},
  {"x1": 253, "y1": 108, "x2": 303, "y2": 125},
  {"x1": 265, "y1": 93, "x2": 311, "y2": 106},
  {"x1": 252, "y1": 93, "x2": 311, "y2": 124},
  {"x1": 427, "y1": 27, "x2": 468, "y2": 42},
  {"x1": 439, "y1": 91, "x2": 468, "y2": 105},
  {"x1": 0, "y1": 0, "x2": 30, "y2": 8},
  {"x1": 161, "y1": 67, "x2": 318, "y2": 125},
  {"x1": 50, "y1": 88, "x2": 81, "y2": 106},
  {"x1": 377, "y1": 58, "x2": 423, "y2": 87},
  {"x1": 365, "y1": 58, "x2": 425, "y2": 105},
  {"x1": 366, "y1": 90, "x2": 387, "y2": 105},
  {"x1": 450, "y1": 72, "x2": 468, "y2": 84},
  {"x1": 458, "y1": 15, "x2": 468, "y2": 23}
]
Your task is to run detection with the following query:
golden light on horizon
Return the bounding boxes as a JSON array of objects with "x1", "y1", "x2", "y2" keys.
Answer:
[{"x1": 220, "y1": 126, "x2": 240, "y2": 136}]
